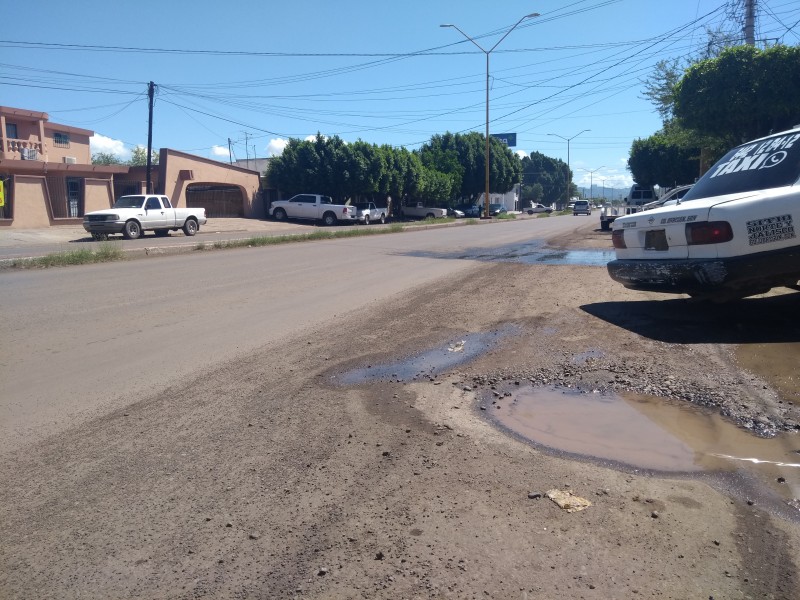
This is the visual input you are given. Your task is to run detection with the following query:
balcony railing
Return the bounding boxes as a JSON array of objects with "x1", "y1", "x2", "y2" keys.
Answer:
[{"x1": 4, "y1": 139, "x2": 44, "y2": 159}]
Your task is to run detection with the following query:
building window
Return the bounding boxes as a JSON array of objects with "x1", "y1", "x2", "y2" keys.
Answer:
[
  {"x1": 5, "y1": 123, "x2": 18, "y2": 139},
  {"x1": 53, "y1": 132, "x2": 70, "y2": 148}
]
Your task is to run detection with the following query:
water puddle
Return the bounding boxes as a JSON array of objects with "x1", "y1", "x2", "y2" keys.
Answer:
[
  {"x1": 491, "y1": 386, "x2": 800, "y2": 509},
  {"x1": 736, "y1": 342, "x2": 800, "y2": 404},
  {"x1": 335, "y1": 326, "x2": 517, "y2": 386},
  {"x1": 405, "y1": 241, "x2": 614, "y2": 266}
]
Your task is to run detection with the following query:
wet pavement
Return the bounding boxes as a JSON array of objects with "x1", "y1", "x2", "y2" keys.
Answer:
[
  {"x1": 405, "y1": 239, "x2": 615, "y2": 266},
  {"x1": 334, "y1": 326, "x2": 518, "y2": 386}
]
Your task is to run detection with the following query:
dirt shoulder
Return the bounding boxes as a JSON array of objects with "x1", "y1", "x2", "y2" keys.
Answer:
[{"x1": 1, "y1": 222, "x2": 798, "y2": 599}]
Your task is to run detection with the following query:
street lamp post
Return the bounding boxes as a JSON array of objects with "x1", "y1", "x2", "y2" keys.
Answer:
[
  {"x1": 547, "y1": 130, "x2": 589, "y2": 209},
  {"x1": 601, "y1": 179, "x2": 606, "y2": 203},
  {"x1": 579, "y1": 166, "x2": 605, "y2": 202},
  {"x1": 441, "y1": 13, "x2": 539, "y2": 219}
]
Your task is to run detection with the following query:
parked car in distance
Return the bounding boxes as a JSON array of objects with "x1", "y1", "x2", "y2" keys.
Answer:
[
  {"x1": 489, "y1": 203, "x2": 507, "y2": 216},
  {"x1": 642, "y1": 184, "x2": 694, "y2": 211},
  {"x1": 270, "y1": 194, "x2": 359, "y2": 226},
  {"x1": 624, "y1": 184, "x2": 656, "y2": 209},
  {"x1": 607, "y1": 126, "x2": 800, "y2": 302},
  {"x1": 83, "y1": 194, "x2": 207, "y2": 240},
  {"x1": 456, "y1": 204, "x2": 482, "y2": 218},
  {"x1": 400, "y1": 203, "x2": 448, "y2": 219},
  {"x1": 572, "y1": 200, "x2": 592, "y2": 216},
  {"x1": 354, "y1": 202, "x2": 387, "y2": 225},
  {"x1": 526, "y1": 203, "x2": 553, "y2": 214},
  {"x1": 447, "y1": 207, "x2": 465, "y2": 218}
]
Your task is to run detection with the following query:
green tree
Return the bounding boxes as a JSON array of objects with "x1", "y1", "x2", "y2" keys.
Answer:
[
  {"x1": 520, "y1": 152, "x2": 570, "y2": 205},
  {"x1": 91, "y1": 152, "x2": 124, "y2": 165},
  {"x1": 520, "y1": 182, "x2": 544, "y2": 204},
  {"x1": 129, "y1": 146, "x2": 159, "y2": 166},
  {"x1": 417, "y1": 167, "x2": 455, "y2": 206},
  {"x1": 418, "y1": 132, "x2": 521, "y2": 200},
  {"x1": 674, "y1": 45, "x2": 800, "y2": 145},
  {"x1": 628, "y1": 129, "x2": 701, "y2": 188},
  {"x1": 640, "y1": 58, "x2": 683, "y2": 123}
]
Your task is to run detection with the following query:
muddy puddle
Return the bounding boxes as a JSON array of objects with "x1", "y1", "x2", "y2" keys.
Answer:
[
  {"x1": 491, "y1": 385, "x2": 800, "y2": 513},
  {"x1": 405, "y1": 241, "x2": 614, "y2": 266},
  {"x1": 736, "y1": 342, "x2": 800, "y2": 404},
  {"x1": 334, "y1": 326, "x2": 518, "y2": 386}
]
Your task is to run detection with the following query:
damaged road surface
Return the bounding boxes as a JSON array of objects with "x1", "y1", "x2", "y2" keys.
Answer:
[{"x1": 1, "y1": 218, "x2": 799, "y2": 599}]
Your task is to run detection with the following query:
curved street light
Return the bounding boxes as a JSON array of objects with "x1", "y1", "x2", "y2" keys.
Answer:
[
  {"x1": 579, "y1": 166, "x2": 605, "y2": 201},
  {"x1": 547, "y1": 129, "x2": 589, "y2": 208},
  {"x1": 441, "y1": 13, "x2": 540, "y2": 219}
]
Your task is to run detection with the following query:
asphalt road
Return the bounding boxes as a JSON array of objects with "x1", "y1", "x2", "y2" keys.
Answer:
[{"x1": 0, "y1": 215, "x2": 588, "y2": 454}]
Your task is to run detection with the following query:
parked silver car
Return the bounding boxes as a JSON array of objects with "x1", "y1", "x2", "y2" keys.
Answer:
[{"x1": 572, "y1": 200, "x2": 591, "y2": 216}]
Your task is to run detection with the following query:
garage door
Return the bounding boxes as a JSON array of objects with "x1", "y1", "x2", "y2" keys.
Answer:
[{"x1": 186, "y1": 184, "x2": 244, "y2": 218}]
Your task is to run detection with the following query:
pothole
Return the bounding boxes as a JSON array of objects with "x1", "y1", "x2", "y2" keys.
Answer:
[
  {"x1": 334, "y1": 326, "x2": 518, "y2": 385},
  {"x1": 490, "y1": 385, "x2": 800, "y2": 512}
]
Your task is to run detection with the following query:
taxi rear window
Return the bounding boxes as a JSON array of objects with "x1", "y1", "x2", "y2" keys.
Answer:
[{"x1": 683, "y1": 131, "x2": 800, "y2": 201}]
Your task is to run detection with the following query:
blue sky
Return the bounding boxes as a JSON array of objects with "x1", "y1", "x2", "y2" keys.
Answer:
[{"x1": 3, "y1": 0, "x2": 799, "y2": 197}]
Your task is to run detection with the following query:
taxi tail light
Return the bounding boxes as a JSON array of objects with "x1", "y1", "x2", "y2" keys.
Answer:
[
  {"x1": 611, "y1": 229, "x2": 627, "y2": 249},
  {"x1": 686, "y1": 221, "x2": 733, "y2": 245}
]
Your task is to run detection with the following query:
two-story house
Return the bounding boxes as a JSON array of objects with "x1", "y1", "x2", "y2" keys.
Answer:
[{"x1": 0, "y1": 105, "x2": 263, "y2": 229}]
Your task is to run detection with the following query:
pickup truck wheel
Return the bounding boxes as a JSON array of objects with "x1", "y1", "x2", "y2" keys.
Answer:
[
  {"x1": 123, "y1": 220, "x2": 142, "y2": 240},
  {"x1": 273, "y1": 208, "x2": 287, "y2": 221},
  {"x1": 182, "y1": 219, "x2": 198, "y2": 236},
  {"x1": 322, "y1": 212, "x2": 337, "y2": 226},
  {"x1": 426, "y1": 213, "x2": 435, "y2": 219},
  {"x1": 380, "y1": 214, "x2": 386, "y2": 224},
  {"x1": 363, "y1": 215, "x2": 370, "y2": 225}
]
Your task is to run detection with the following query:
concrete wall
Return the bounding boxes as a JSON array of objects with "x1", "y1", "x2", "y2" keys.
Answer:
[
  {"x1": 159, "y1": 149, "x2": 261, "y2": 217},
  {"x1": 44, "y1": 126, "x2": 92, "y2": 164},
  {"x1": 10, "y1": 176, "x2": 51, "y2": 228},
  {"x1": 84, "y1": 178, "x2": 114, "y2": 213}
]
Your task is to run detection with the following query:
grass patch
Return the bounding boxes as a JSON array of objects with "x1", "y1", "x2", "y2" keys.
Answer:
[
  {"x1": 205, "y1": 223, "x2": 407, "y2": 250},
  {"x1": 496, "y1": 213, "x2": 516, "y2": 220},
  {"x1": 6, "y1": 243, "x2": 125, "y2": 269}
]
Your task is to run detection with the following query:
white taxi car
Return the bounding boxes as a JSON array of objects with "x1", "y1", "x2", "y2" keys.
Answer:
[{"x1": 607, "y1": 127, "x2": 800, "y2": 302}]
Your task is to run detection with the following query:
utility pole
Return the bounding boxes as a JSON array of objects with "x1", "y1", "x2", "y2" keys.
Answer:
[
  {"x1": 244, "y1": 132, "x2": 250, "y2": 167},
  {"x1": 146, "y1": 81, "x2": 155, "y2": 193},
  {"x1": 744, "y1": 0, "x2": 756, "y2": 46},
  {"x1": 228, "y1": 138, "x2": 233, "y2": 164}
]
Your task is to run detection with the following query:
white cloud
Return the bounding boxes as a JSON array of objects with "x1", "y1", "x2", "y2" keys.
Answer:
[
  {"x1": 515, "y1": 150, "x2": 528, "y2": 159},
  {"x1": 90, "y1": 134, "x2": 130, "y2": 160},
  {"x1": 211, "y1": 145, "x2": 230, "y2": 157},
  {"x1": 266, "y1": 138, "x2": 289, "y2": 157}
]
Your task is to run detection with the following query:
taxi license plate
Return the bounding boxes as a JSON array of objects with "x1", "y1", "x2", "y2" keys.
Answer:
[{"x1": 644, "y1": 229, "x2": 668, "y2": 251}]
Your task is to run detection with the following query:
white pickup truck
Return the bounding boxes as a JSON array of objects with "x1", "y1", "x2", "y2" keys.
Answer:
[
  {"x1": 608, "y1": 127, "x2": 800, "y2": 302},
  {"x1": 83, "y1": 195, "x2": 207, "y2": 240},
  {"x1": 269, "y1": 194, "x2": 359, "y2": 226},
  {"x1": 399, "y1": 203, "x2": 447, "y2": 220}
]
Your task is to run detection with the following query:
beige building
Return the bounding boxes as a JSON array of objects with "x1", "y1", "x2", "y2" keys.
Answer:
[{"x1": 0, "y1": 105, "x2": 263, "y2": 229}]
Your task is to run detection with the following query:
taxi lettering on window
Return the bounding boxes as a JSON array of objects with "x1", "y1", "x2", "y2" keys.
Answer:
[{"x1": 711, "y1": 133, "x2": 800, "y2": 178}]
